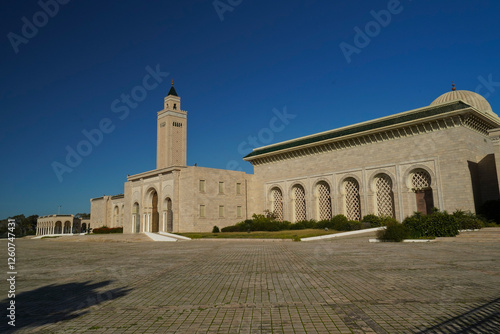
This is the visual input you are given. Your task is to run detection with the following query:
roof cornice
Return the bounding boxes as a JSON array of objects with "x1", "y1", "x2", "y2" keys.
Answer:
[{"x1": 243, "y1": 101, "x2": 500, "y2": 165}]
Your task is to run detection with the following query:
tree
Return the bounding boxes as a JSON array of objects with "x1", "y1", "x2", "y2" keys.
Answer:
[{"x1": 75, "y1": 213, "x2": 90, "y2": 219}]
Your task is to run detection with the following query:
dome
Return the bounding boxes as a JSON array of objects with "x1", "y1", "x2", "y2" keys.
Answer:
[{"x1": 430, "y1": 89, "x2": 494, "y2": 115}]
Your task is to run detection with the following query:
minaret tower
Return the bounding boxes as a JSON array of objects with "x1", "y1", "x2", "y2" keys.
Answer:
[{"x1": 157, "y1": 80, "x2": 187, "y2": 169}]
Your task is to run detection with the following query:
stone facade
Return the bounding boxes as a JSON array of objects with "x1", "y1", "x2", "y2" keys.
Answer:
[
  {"x1": 244, "y1": 96, "x2": 500, "y2": 222},
  {"x1": 90, "y1": 86, "x2": 500, "y2": 233},
  {"x1": 36, "y1": 215, "x2": 84, "y2": 236}
]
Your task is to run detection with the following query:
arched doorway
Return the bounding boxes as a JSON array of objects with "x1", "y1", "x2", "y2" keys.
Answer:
[
  {"x1": 133, "y1": 203, "x2": 140, "y2": 233},
  {"x1": 410, "y1": 169, "x2": 434, "y2": 215},
  {"x1": 164, "y1": 197, "x2": 173, "y2": 232},
  {"x1": 55, "y1": 221, "x2": 62, "y2": 234},
  {"x1": 82, "y1": 223, "x2": 87, "y2": 233},
  {"x1": 64, "y1": 221, "x2": 72, "y2": 234},
  {"x1": 152, "y1": 191, "x2": 159, "y2": 232}
]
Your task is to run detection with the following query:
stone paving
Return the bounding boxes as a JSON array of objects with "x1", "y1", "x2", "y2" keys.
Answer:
[{"x1": 1, "y1": 228, "x2": 500, "y2": 333}]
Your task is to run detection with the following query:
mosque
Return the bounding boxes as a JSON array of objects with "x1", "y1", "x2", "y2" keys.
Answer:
[{"x1": 85, "y1": 83, "x2": 500, "y2": 233}]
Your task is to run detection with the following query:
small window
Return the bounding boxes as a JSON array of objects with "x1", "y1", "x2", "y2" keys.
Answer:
[
  {"x1": 236, "y1": 183, "x2": 242, "y2": 195},
  {"x1": 173, "y1": 103, "x2": 177, "y2": 110},
  {"x1": 199, "y1": 180, "x2": 206, "y2": 193},
  {"x1": 199, "y1": 205, "x2": 206, "y2": 218},
  {"x1": 237, "y1": 206, "x2": 242, "y2": 218},
  {"x1": 219, "y1": 182, "x2": 224, "y2": 194},
  {"x1": 219, "y1": 205, "x2": 225, "y2": 218}
]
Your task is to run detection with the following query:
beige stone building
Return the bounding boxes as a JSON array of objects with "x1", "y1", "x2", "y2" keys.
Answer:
[
  {"x1": 36, "y1": 215, "x2": 85, "y2": 236},
  {"x1": 91, "y1": 83, "x2": 500, "y2": 233}
]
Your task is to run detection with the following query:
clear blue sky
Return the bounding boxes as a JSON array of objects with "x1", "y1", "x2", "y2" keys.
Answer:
[{"x1": 1, "y1": 0, "x2": 499, "y2": 218}]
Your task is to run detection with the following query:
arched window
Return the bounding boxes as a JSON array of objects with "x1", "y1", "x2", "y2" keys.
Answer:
[
  {"x1": 292, "y1": 184, "x2": 306, "y2": 222},
  {"x1": 270, "y1": 187, "x2": 283, "y2": 221},
  {"x1": 164, "y1": 197, "x2": 173, "y2": 232},
  {"x1": 316, "y1": 181, "x2": 332, "y2": 220},
  {"x1": 410, "y1": 169, "x2": 434, "y2": 215},
  {"x1": 374, "y1": 174, "x2": 395, "y2": 218},
  {"x1": 114, "y1": 206, "x2": 120, "y2": 227},
  {"x1": 132, "y1": 203, "x2": 140, "y2": 233},
  {"x1": 344, "y1": 178, "x2": 361, "y2": 220}
]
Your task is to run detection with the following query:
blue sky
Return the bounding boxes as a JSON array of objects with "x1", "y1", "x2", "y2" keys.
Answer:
[{"x1": 1, "y1": 0, "x2": 499, "y2": 218}]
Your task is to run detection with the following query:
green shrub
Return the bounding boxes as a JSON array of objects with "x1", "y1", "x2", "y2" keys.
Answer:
[
  {"x1": 221, "y1": 225, "x2": 239, "y2": 232},
  {"x1": 379, "y1": 216, "x2": 399, "y2": 226},
  {"x1": 347, "y1": 221, "x2": 362, "y2": 230},
  {"x1": 290, "y1": 219, "x2": 317, "y2": 230},
  {"x1": 331, "y1": 214, "x2": 350, "y2": 231},
  {"x1": 426, "y1": 210, "x2": 459, "y2": 237},
  {"x1": 92, "y1": 227, "x2": 123, "y2": 234},
  {"x1": 377, "y1": 222, "x2": 409, "y2": 242},
  {"x1": 453, "y1": 210, "x2": 484, "y2": 230},
  {"x1": 361, "y1": 214, "x2": 382, "y2": 227},
  {"x1": 403, "y1": 210, "x2": 459, "y2": 238},
  {"x1": 212, "y1": 226, "x2": 220, "y2": 233}
]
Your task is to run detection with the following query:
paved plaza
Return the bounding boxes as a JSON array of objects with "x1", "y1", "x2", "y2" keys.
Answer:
[{"x1": 1, "y1": 229, "x2": 500, "y2": 333}]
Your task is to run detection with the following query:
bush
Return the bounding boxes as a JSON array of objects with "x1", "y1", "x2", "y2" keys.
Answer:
[
  {"x1": 377, "y1": 222, "x2": 409, "y2": 242},
  {"x1": 212, "y1": 226, "x2": 220, "y2": 233},
  {"x1": 361, "y1": 214, "x2": 382, "y2": 227},
  {"x1": 92, "y1": 227, "x2": 123, "y2": 234},
  {"x1": 379, "y1": 216, "x2": 399, "y2": 226},
  {"x1": 403, "y1": 210, "x2": 459, "y2": 238},
  {"x1": 347, "y1": 221, "x2": 362, "y2": 230},
  {"x1": 290, "y1": 219, "x2": 317, "y2": 230},
  {"x1": 453, "y1": 210, "x2": 484, "y2": 230},
  {"x1": 221, "y1": 225, "x2": 239, "y2": 232}
]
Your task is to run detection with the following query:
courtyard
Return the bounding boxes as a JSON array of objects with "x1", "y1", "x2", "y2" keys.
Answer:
[{"x1": 1, "y1": 229, "x2": 500, "y2": 333}]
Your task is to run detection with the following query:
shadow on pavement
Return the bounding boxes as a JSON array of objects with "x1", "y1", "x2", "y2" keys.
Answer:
[
  {"x1": 1, "y1": 280, "x2": 131, "y2": 332},
  {"x1": 417, "y1": 296, "x2": 500, "y2": 333}
]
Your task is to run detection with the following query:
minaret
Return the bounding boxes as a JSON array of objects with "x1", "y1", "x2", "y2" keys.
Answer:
[{"x1": 157, "y1": 80, "x2": 187, "y2": 169}]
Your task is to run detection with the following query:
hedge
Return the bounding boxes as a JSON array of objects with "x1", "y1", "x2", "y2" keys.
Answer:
[{"x1": 92, "y1": 227, "x2": 123, "y2": 234}]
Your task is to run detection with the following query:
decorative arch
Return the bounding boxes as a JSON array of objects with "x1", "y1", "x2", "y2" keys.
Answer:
[
  {"x1": 291, "y1": 184, "x2": 306, "y2": 222},
  {"x1": 113, "y1": 205, "x2": 120, "y2": 227},
  {"x1": 64, "y1": 221, "x2": 72, "y2": 234},
  {"x1": 163, "y1": 197, "x2": 173, "y2": 232},
  {"x1": 342, "y1": 177, "x2": 361, "y2": 221},
  {"x1": 408, "y1": 168, "x2": 434, "y2": 215},
  {"x1": 144, "y1": 187, "x2": 160, "y2": 233},
  {"x1": 55, "y1": 221, "x2": 62, "y2": 234},
  {"x1": 132, "y1": 202, "x2": 140, "y2": 233},
  {"x1": 314, "y1": 180, "x2": 332, "y2": 220},
  {"x1": 373, "y1": 173, "x2": 395, "y2": 218},
  {"x1": 269, "y1": 186, "x2": 284, "y2": 221}
]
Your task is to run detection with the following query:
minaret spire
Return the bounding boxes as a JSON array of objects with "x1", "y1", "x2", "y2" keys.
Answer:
[{"x1": 168, "y1": 79, "x2": 178, "y2": 97}]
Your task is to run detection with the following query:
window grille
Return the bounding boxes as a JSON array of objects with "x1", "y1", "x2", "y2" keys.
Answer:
[
  {"x1": 375, "y1": 175, "x2": 394, "y2": 218},
  {"x1": 345, "y1": 178, "x2": 361, "y2": 220},
  {"x1": 411, "y1": 170, "x2": 431, "y2": 190},
  {"x1": 271, "y1": 188, "x2": 283, "y2": 221},
  {"x1": 316, "y1": 182, "x2": 332, "y2": 220},
  {"x1": 293, "y1": 185, "x2": 306, "y2": 222}
]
